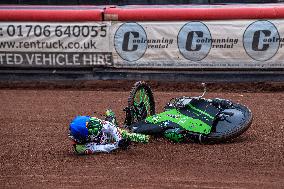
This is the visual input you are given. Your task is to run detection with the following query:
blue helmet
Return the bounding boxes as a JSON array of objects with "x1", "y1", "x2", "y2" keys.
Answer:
[{"x1": 69, "y1": 116, "x2": 90, "y2": 143}]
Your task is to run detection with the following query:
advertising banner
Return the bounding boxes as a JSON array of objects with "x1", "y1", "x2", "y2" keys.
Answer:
[
  {"x1": 112, "y1": 20, "x2": 284, "y2": 68},
  {"x1": 0, "y1": 22, "x2": 112, "y2": 67}
]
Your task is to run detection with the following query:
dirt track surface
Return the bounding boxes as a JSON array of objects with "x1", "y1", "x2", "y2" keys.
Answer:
[{"x1": 0, "y1": 82, "x2": 283, "y2": 188}]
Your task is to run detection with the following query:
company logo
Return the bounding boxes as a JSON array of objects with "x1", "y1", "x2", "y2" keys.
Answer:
[
  {"x1": 243, "y1": 20, "x2": 280, "y2": 61},
  {"x1": 114, "y1": 23, "x2": 147, "y2": 62},
  {"x1": 178, "y1": 22, "x2": 212, "y2": 61}
]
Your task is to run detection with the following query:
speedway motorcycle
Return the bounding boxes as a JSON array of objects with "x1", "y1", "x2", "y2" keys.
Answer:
[{"x1": 123, "y1": 81, "x2": 252, "y2": 144}]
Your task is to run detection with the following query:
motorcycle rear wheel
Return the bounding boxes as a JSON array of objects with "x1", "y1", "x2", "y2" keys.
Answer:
[{"x1": 202, "y1": 102, "x2": 253, "y2": 143}]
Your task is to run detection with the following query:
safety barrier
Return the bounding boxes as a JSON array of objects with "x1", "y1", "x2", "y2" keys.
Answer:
[
  {"x1": 0, "y1": 6, "x2": 103, "y2": 21},
  {"x1": 0, "y1": 3, "x2": 284, "y2": 82},
  {"x1": 104, "y1": 4, "x2": 284, "y2": 21},
  {"x1": 1, "y1": 4, "x2": 284, "y2": 22}
]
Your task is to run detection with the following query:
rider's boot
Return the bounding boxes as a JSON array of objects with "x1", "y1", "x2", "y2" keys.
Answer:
[{"x1": 164, "y1": 128, "x2": 185, "y2": 143}]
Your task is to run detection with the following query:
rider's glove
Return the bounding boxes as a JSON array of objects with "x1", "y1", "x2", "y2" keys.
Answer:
[{"x1": 118, "y1": 138, "x2": 131, "y2": 150}]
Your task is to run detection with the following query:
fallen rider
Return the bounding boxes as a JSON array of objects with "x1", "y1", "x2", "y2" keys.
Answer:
[{"x1": 69, "y1": 110, "x2": 149, "y2": 155}]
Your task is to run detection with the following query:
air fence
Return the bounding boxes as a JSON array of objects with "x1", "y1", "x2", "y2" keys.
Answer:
[{"x1": 0, "y1": 4, "x2": 284, "y2": 82}]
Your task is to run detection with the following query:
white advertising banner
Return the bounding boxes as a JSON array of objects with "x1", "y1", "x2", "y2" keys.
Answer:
[
  {"x1": 112, "y1": 20, "x2": 284, "y2": 68},
  {"x1": 0, "y1": 22, "x2": 112, "y2": 67}
]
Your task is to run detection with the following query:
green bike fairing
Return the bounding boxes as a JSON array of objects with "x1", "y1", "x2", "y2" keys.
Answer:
[{"x1": 145, "y1": 104, "x2": 214, "y2": 135}]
